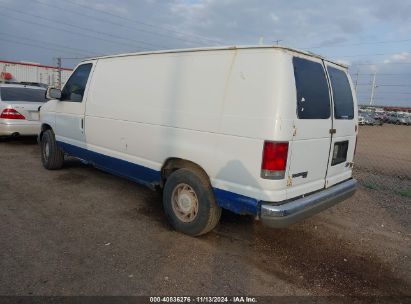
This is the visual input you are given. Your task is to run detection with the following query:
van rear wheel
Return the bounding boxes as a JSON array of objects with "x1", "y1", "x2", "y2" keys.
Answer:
[
  {"x1": 41, "y1": 129, "x2": 64, "y2": 170},
  {"x1": 163, "y1": 168, "x2": 221, "y2": 236}
]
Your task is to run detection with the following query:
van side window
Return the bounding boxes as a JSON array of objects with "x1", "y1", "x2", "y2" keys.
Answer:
[
  {"x1": 293, "y1": 57, "x2": 330, "y2": 119},
  {"x1": 327, "y1": 66, "x2": 354, "y2": 119},
  {"x1": 61, "y1": 63, "x2": 92, "y2": 102}
]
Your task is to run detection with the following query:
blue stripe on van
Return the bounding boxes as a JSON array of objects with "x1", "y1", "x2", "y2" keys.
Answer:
[
  {"x1": 56, "y1": 141, "x2": 260, "y2": 215},
  {"x1": 212, "y1": 188, "x2": 260, "y2": 215},
  {"x1": 57, "y1": 141, "x2": 161, "y2": 189}
]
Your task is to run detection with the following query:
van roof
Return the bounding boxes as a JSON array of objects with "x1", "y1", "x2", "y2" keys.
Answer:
[{"x1": 83, "y1": 45, "x2": 348, "y2": 69}]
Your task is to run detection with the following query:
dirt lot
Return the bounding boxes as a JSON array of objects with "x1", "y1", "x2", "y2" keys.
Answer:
[
  {"x1": 0, "y1": 125, "x2": 410, "y2": 297},
  {"x1": 356, "y1": 124, "x2": 411, "y2": 180}
]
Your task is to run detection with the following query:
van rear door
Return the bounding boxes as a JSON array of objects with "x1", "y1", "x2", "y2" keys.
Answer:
[
  {"x1": 287, "y1": 56, "x2": 333, "y2": 198},
  {"x1": 324, "y1": 63, "x2": 357, "y2": 188}
]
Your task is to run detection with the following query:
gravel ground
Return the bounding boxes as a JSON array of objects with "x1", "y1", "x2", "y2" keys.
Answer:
[{"x1": 0, "y1": 126, "x2": 410, "y2": 297}]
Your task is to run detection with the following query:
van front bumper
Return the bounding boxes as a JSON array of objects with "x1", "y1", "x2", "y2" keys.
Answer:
[{"x1": 260, "y1": 178, "x2": 357, "y2": 228}]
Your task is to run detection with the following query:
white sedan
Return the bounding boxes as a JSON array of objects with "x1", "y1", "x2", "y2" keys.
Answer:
[{"x1": 0, "y1": 83, "x2": 47, "y2": 137}]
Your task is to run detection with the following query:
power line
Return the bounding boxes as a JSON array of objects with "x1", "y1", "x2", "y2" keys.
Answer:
[
  {"x1": 0, "y1": 37, "x2": 86, "y2": 57},
  {"x1": 0, "y1": 5, "x2": 163, "y2": 50},
  {"x1": 33, "y1": 0, "x2": 173, "y2": 48},
  {"x1": 340, "y1": 51, "x2": 411, "y2": 58},
  {"x1": 63, "y1": 0, "x2": 223, "y2": 46},
  {"x1": 309, "y1": 38, "x2": 411, "y2": 49},
  {"x1": 355, "y1": 73, "x2": 411, "y2": 76},
  {"x1": 58, "y1": 57, "x2": 90, "y2": 60},
  {"x1": 357, "y1": 92, "x2": 411, "y2": 95},
  {"x1": 359, "y1": 98, "x2": 411, "y2": 101},
  {"x1": 351, "y1": 62, "x2": 411, "y2": 66},
  {"x1": 35, "y1": 0, "x2": 214, "y2": 47},
  {"x1": 356, "y1": 84, "x2": 411, "y2": 87},
  {"x1": 377, "y1": 84, "x2": 411, "y2": 87},
  {"x1": 364, "y1": 92, "x2": 411, "y2": 95},
  {"x1": 0, "y1": 12, "x2": 143, "y2": 51},
  {"x1": 0, "y1": 31, "x2": 98, "y2": 56}
]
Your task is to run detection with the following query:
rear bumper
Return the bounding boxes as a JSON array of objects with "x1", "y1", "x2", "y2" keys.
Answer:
[
  {"x1": 260, "y1": 178, "x2": 357, "y2": 228},
  {"x1": 0, "y1": 121, "x2": 41, "y2": 136}
]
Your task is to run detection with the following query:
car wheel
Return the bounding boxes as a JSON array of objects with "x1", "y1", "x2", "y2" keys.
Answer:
[
  {"x1": 41, "y1": 129, "x2": 64, "y2": 170},
  {"x1": 163, "y1": 168, "x2": 222, "y2": 236}
]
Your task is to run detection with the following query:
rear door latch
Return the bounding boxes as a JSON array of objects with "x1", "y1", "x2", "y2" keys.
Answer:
[{"x1": 329, "y1": 128, "x2": 337, "y2": 134}]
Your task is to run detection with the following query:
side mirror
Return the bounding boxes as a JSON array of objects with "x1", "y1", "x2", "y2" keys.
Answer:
[{"x1": 46, "y1": 87, "x2": 62, "y2": 100}]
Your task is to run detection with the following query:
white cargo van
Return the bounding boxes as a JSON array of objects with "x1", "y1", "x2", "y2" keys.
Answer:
[{"x1": 39, "y1": 46, "x2": 358, "y2": 236}]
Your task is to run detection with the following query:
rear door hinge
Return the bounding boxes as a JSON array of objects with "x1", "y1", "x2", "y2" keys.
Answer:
[{"x1": 287, "y1": 176, "x2": 293, "y2": 187}]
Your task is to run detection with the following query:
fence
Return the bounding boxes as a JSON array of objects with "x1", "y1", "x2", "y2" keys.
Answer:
[{"x1": 354, "y1": 123, "x2": 411, "y2": 199}]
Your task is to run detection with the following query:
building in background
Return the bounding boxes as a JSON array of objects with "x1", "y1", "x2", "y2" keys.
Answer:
[{"x1": 0, "y1": 60, "x2": 72, "y2": 88}]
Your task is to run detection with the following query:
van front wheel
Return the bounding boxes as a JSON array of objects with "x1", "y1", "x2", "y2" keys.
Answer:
[
  {"x1": 163, "y1": 168, "x2": 221, "y2": 236},
  {"x1": 41, "y1": 129, "x2": 64, "y2": 170}
]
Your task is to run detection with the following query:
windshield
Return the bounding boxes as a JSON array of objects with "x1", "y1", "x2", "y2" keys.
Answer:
[{"x1": 0, "y1": 87, "x2": 48, "y2": 103}]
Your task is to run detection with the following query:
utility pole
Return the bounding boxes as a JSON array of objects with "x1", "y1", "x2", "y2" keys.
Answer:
[
  {"x1": 369, "y1": 72, "x2": 377, "y2": 106},
  {"x1": 354, "y1": 71, "x2": 359, "y2": 91},
  {"x1": 56, "y1": 57, "x2": 62, "y2": 89}
]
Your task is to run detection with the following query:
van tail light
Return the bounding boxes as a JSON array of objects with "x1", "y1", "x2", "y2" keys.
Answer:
[
  {"x1": 0, "y1": 108, "x2": 26, "y2": 120},
  {"x1": 261, "y1": 141, "x2": 289, "y2": 179}
]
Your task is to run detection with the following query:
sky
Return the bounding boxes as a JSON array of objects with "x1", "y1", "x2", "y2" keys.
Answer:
[{"x1": 1, "y1": 0, "x2": 411, "y2": 107}]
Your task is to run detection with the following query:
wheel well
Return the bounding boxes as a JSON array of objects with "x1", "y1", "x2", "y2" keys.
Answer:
[
  {"x1": 39, "y1": 124, "x2": 52, "y2": 140},
  {"x1": 161, "y1": 158, "x2": 210, "y2": 188}
]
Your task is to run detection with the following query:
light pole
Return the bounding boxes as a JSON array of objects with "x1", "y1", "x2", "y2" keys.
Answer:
[{"x1": 369, "y1": 72, "x2": 377, "y2": 106}]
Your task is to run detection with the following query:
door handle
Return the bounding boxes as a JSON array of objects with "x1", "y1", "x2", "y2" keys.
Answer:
[
  {"x1": 81, "y1": 118, "x2": 84, "y2": 130},
  {"x1": 329, "y1": 128, "x2": 336, "y2": 134}
]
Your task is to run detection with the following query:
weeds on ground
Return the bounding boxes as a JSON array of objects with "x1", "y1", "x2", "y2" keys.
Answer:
[
  {"x1": 361, "y1": 179, "x2": 411, "y2": 199},
  {"x1": 363, "y1": 181, "x2": 381, "y2": 190},
  {"x1": 396, "y1": 188, "x2": 411, "y2": 198}
]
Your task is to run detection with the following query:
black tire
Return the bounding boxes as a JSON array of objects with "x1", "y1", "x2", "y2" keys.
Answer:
[
  {"x1": 163, "y1": 168, "x2": 221, "y2": 236},
  {"x1": 41, "y1": 129, "x2": 64, "y2": 170}
]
